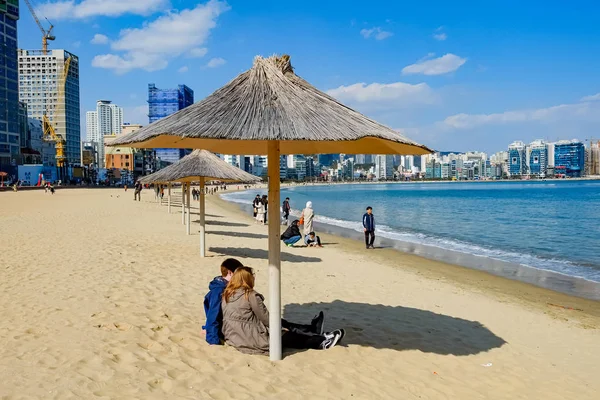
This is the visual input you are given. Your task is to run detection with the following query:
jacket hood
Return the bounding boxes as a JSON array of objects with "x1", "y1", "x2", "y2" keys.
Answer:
[
  {"x1": 306, "y1": 201, "x2": 313, "y2": 209},
  {"x1": 209, "y1": 276, "x2": 228, "y2": 291},
  {"x1": 225, "y1": 288, "x2": 247, "y2": 303}
]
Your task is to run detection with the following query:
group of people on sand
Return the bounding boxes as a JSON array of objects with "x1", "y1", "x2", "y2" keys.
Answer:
[
  {"x1": 203, "y1": 258, "x2": 345, "y2": 354},
  {"x1": 253, "y1": 194, "x2": 269, "y2": 224},
  {"x1": 280, "y1": 200, "x2": 322, "y2": 247}
]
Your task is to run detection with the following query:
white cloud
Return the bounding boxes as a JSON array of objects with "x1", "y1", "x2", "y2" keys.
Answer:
[
  {"x1": 37, "y1": 0, "x2": 170, "y2": 20},
  {"x1": 206, "y1": 57, "x2": 226, "y2": 68},
  {"x1": 90, "y1": 34, "x2": 109, "y2": 45},
  {"x1": 402, "y1": 53, "x2": 466, "y2": 75},
  {"x1": 360, "y1": 27, "x2": 393, "y2": 40},
  {"x1": 326, "y1": 81, "x2": 436, "y2": 108},
  {"x1": 581, "y1": 93, "x2": 600, "y2": 102},
  {"x1": 122, "y1": 105, "x2": 148, "y2": 125},
  {"x1": 92, "y1": 0, "x2": 230, "y2": 74},
  {"x1": 187, "y1": 47, "x2": 208, "y2": 58},
  {"x1": 442, "y1": 100, "x2": 600, "y2": 130},
  {"x1": 178, "y1": 66, "x2": 189, "y2": 73},
  {"x1": 433, "y1": 26, "x2": 447, "y2": 41}
]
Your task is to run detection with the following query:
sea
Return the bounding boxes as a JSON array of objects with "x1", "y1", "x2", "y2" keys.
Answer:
[{"x1": 223, "y1": 180, "x2": 600, "y2": 300}]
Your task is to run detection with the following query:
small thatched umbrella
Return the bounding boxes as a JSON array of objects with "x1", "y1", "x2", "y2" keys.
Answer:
[
  {"x1": 111, "y1": 55, "x2": 432, "y2": 360},
  {"x1": 139, "y1": 150, "x2": 261, "y2": 256}
]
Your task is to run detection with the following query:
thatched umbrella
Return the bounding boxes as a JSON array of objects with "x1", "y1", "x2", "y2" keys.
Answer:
[
  {"x1": 139, "y1": 150, "x2": 261, "y2": 256},
  {"x1": 111, "y1": 55, "x2": 432, "y2": 360}
]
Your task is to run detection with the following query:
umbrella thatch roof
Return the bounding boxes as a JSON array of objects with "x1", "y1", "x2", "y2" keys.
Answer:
[
  {"x1": 138, "y1": 150, "x2": 262, "y2": 184},
  {"x1": 110, "y1": 55, "x2": 432, "y2": 156}
]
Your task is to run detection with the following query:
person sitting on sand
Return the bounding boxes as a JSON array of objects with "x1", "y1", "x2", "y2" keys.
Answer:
[
  {"x1": 280, "y1": 220, "x2": 302, "y2": 247},
  {"x1": 202, "y1": 258, "x2": 244, "y2": 345},
  {"x1": 305, "y1": 232, "x2": 322, "y2": 248},
  {"x1": 222, "y1": 267, "x2": 344, "y2": 355}
]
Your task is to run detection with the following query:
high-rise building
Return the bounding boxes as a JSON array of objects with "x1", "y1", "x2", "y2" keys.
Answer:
[
  {"x1": 223, "y1": 155, "x2": 239, "y2": 167},
  {"x1": 508, "y1": 141, "x2": 526, "y2": 176},
  {"x1": 588, "y1": 141, "x2": 600, "y2": 175},
  {"x1": 528, "y1": 139, "x2": 548, "y2": 177},
  {"x1": 0, "y1": 1, "x2": 19, "y2": 166},
  {"x1": 375, "y1": 154, "x2": 394, "y2": 180},
  {"x1": 86, "y1": 100, "x2": 123, "y2": 168},
  {"x1": 554, "y1": 140, "x2": 585, "y2": 178},
  {"x1": 18, "y1": 49, "x2": 81, "y2": 164},
  {"x1": 279, "y1": 155, "x2": 287, "y2": 180},
  {"x1": 148, "y1": 83, "x2": 194, "y2": 165}
]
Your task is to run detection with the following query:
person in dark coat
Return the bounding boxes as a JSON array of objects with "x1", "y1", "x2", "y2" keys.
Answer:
[
  {"x1": 202, "y1": 258, "x2": 244, "y2": 345},
  {"x1": 280, "y1": 219, "x2": 302, "y2": 247},
  {"x1": 282, "y1": 197, "x2": 291, "y2": 225},
  {"x1": 362, "y1": 206, "x2": 376, "y2": 249},
  {"x1": 252, "y1": 195, "x2": 261, "y2": 217}
]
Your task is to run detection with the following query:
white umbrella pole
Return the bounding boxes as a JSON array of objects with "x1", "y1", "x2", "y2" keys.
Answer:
[
  {"x1": 181, "y1": 184, "x2": 185, "y2": 225},
  {"x1": 267, "y1": 141, "x2": 282, "y2": 361},
  {"x1": 186, "y1": 183, "x2": 191, "y2": 235},
  {"x1": 168, "y1": 183, "x2": 171, "y2": 213},
  {"x1": 199, "y1": 177, "x2": 206, "y2": 257}
]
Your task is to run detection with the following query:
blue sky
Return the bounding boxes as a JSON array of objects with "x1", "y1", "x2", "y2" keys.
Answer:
[{"x1": 19, "y1": 0, "x2": 600, "y2": 153}]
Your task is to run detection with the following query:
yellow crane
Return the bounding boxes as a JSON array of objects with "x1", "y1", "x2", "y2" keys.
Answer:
[
  {"x1": 24, "y1": 0, "x2": 55, "y2": 54},
  {"x1": 42, "y1": 56, "x2": 71, "y2": 168}
]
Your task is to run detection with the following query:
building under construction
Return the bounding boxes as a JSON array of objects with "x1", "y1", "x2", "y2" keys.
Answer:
[{"x1": 18, "y1": 49, "x2": 81, "y2": 164}]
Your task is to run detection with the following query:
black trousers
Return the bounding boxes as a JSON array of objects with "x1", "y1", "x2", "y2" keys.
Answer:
[
  {"x1": 365, "y1": 230, "x2": 375, "y2": 247},
  {"x1": 281, "y1": 319, "x2": 325, "y2": 350}
]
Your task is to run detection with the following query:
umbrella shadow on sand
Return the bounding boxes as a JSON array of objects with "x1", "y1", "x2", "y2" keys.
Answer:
[
  {"x1": 204, "y1": 220, "x2": 249, "y2": 227},
  {"x1": 208, "y1": 231, "x2": 268, "y2": 239},
  {"x1": 283, "y1": 300, "x2": 506, "y2": 356},
  {"x1": 209, "y1": 247, "x2": 322, "y2": 263}
]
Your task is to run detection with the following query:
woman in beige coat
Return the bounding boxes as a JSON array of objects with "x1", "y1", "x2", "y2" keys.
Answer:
[{"x1": 221, "y1": 267, "x2": 345, "y2": 355}]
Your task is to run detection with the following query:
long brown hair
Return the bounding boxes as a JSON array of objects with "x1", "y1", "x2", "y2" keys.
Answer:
[{"x1": 223, "y1": 266, "x2": 255, "y2": 303}]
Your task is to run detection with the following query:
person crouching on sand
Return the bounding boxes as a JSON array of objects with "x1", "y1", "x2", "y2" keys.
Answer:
[
  {"x1": 202, "y1": 258, "x2": 244, "y2": 345},
  {"x1": 280, "y1": 219, "x2": 302, "y2": 247},
  {"x1": 221, "y1": 267, "x2": 345, "y2": 355},
  {"x1": 306, "y1": 232, "x2": 322, "y2": 248}
]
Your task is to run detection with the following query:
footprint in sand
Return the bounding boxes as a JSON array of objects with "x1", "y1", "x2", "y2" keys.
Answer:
[
  {"x1": 113, "y1": 322, "x2": 133, "y2": 331},
  {"x1": 148, "y1": 378, "x2": 173, "y2": 391}
]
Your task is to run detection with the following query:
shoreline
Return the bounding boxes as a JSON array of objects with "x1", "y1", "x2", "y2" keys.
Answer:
[{"x1": 214, "y1": 192, "x2": 600, "y2": 324}]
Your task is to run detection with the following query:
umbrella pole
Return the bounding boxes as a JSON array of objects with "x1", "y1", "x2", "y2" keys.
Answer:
[
  {"x1": 181, "y1": 184, "x2": 185, "y2": 225},
  {"x1": 267, "y1": 141, "x2": 282, "y2": 361},
  {"x1": 186, "y1": 183, "x2": 191, "y2": 235},
  {"x1": 168, "y1": 183, "x2": 171, "y2": 213},
  {"x1": 199, "y1": 177, "x2": 206, "y2": 257}
]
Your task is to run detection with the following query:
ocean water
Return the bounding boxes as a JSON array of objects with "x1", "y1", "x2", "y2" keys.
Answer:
[{"x1": 223, "y1": 181, "x2": 600, "y2": 297}]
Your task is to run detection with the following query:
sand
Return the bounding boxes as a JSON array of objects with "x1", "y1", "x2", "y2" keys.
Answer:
[{"x1": 0, "y1": 187, "x2": 598, "y2": 400}]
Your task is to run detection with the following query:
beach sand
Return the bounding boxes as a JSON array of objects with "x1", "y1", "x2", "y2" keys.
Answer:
[{"x1": 0, "y1": 188, "x2": 598, "y2": 399}]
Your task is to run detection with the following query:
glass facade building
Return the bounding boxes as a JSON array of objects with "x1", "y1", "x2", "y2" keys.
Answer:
[
  {"x1": 0, "y1": 0, "x2": 19, "y2": 167},
  {"x1": 554, "y1": 140, "x2": 585, "y2": 178},
  {"x1": 148, "y1": 83, "x2": 194, "y2": 165},
  {"x1": 508, "y1": 141, "x2": 526, "y2": 176},
  {"x1": 528, "y1": 140, "x2": 548, "y2": 177}
]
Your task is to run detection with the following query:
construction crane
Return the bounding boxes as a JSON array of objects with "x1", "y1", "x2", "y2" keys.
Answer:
[
  {"x1": 42, "y1": 56, "x2": 71, "y2": 169},
  {"x1": 24, "y1": 0, "x2": 55, "y2": 54}
]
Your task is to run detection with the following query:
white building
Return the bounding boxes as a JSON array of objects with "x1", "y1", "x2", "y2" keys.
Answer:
[
  {"x1": 86, "y1": 100, "x2": 124, "y2": 168},
  {"x1": 375, "y1": 155, "x2": 394, "y2": 180},
  {"x1": 18, "y1": 49, "x2": 81, "y2": 163},
  {"x1": 223, "y1": 155, "x2": 239, "y2": 167}
]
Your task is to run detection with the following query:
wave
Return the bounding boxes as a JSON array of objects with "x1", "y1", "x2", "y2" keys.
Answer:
[{"x1": 221, "y1": 192, "x2": 600, "y2": 283}]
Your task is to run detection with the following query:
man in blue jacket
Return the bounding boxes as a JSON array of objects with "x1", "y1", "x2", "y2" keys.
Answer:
[
  {"x1": 202, "y1": 258, "x2": 244, "y2": 344},
  {"x1": 362, "y1": 206, "x2": 375, "y2": 249}
]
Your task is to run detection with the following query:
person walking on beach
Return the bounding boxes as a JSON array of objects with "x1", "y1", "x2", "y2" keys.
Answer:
[
  {"x1": 252, "y1": 195, "x2": 261, "y2": 217},
  {"x1": 264, "y1": 195, "x2": 269, "y2": 221},
  {"x1": 363, "y1": 206, "x2": 375, "y2": 249},
  {"x1": 134, "y1": 181, "x2": 142, "y2": 201},
  {"x1": 282, "y1": 197, "x2": 291, "y2": 225},
  {"x1": 300, "y1": 201, "x2": 314, "y2": 244},
  {"x1": 221, "y1": 267, "x2": 344, "y2": 355},
  {"x1": 256, "y1": 198, "x2": 266, "y2": 225}
]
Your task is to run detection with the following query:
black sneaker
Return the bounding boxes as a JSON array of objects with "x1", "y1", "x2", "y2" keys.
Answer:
[
  {"x1": 311, "y1": 311, "x2": 325, "y2": 335},
  {"x1": 321, "y1": 330, "x2": 342, "y2": 349}
]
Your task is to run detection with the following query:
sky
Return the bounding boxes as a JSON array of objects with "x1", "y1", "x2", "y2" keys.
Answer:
[{"x1": 18, "y1": 0, "x2": 600, "y2": 153}]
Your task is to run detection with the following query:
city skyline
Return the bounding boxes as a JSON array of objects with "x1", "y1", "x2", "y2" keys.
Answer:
[{"x1": 13, "y1": 0, "x2": 600, "y2": 153}]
